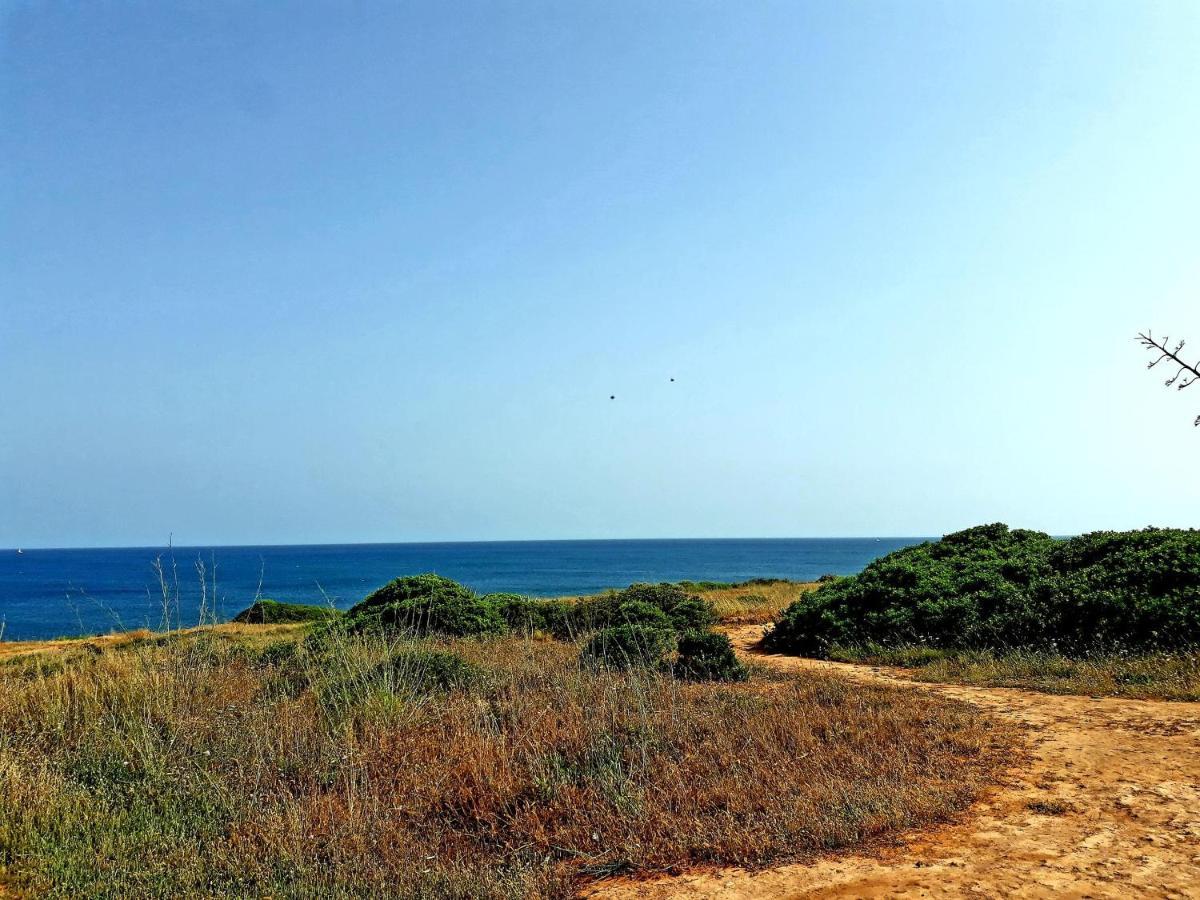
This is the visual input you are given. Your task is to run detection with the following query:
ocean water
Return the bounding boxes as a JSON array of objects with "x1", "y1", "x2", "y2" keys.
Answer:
[{"x1": 0, "y1": 538, "x2": 926, "y2": 642}]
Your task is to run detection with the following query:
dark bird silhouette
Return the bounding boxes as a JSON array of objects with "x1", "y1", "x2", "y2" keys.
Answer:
[
  {"x1": 609, "y1": 395, "x2": 615, "y2": 400},
  {"x1": 669, "y1": 378, "x2": 675, "y2": 382}
]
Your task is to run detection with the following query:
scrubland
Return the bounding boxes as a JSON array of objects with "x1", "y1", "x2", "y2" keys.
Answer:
[{"x1": 0, "y1": 579, "x2": 1011, "y2": 899}]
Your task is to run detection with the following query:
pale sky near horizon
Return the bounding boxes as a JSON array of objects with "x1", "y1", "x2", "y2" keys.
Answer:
[{"x1": 3, "y1": 2, "x2": 1199, "y2": 549}]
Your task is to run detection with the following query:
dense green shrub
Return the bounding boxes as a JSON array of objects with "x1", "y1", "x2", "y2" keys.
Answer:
[
  {"x1": 617, "y1": 582, "x2": 692, "y2": 610},
  {"x1": 345, "y1": 574, "x2": 506, "y2": 638},
  {"x1": 665, "y1": 596, "x2": 718, "y2": 632},
  {"x1": 615, "y1": 600, "x2": 672, "y2": 629},
  {"x1": 1035, "y1": 529, "x2": 1200, "y2": 650},
  {"x1": 673, "y1": 631, "x2": 748, "y2": 682},
  {"x1": 572, "y1": 584, "x2": 722, "y2": 672},
  {"x1": 552, "y1": 593, "x2": 620, "y2": 636},
  {"x1": 767, "y1": 524, "x2": 1200, "y2": 655},
  {"x1": 580, "y1": 624, "x2": 675, "y2": 671},
  {"x1": 231, "y1": 599, "x2": 339, "y2": 625},
  {"x1": 483, "y1": 593, "x2": 542, "y2": 632},
  {"x1": 484, "y1": 593, "x2": 575, "y2": 635},
  {"x1": 585, "y1": 585, "x2": 715, "y2": 633},
  {"x1": 533, "y1": 599, "x2": 577, "y2": 639}
]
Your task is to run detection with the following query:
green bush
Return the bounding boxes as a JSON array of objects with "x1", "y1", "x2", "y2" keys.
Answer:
[
  {"x1": 571, "y1": 580, "x2": 710, "y2": 638},
  {"x1": 483, "y1": 593, "x2": 541, "y2": 631},
  {"x1": 535, "y1": 599, "x2": 578, "y2": 638},
  {"x1": 580, "y1": 624, "x2": 675, "y2": 671},
  {"x1": 673, "y1": 631, "x2": 748, "y2": 682},
  {"x1": 484, "y1": 593, "x2": 575, "y2": 635},
  {"x1": 767, "y1": 524, "x2": 1200, "y2": 655},
  {"x1": 617, "y1": 582, "x2": 693, "y2": 610},
  {"x1": 615, "y1": 600, "x2": 672, "y2": 629},
  {"x1": 231, "y1": 599, "x2": 339, "y2": 625},
  {"x1": 572, "y1": 584, "x2": 724, "y2": 672},
  {"x1": 345, "y1": 574, "x2": 506, "y2": 638},
  {"x1": 665, "y1": 596, "x2": 718, "y2": 632},
  {"x1": 553, "y1": 593, "x2": 620, "y2": 636}
]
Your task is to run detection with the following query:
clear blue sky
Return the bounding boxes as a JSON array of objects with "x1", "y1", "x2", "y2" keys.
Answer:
[{"x1": 3, "y1": 2, "x2": 1198, "y2": 548}]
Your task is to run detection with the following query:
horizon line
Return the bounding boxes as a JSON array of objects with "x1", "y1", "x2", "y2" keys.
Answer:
[{"x1": 3, "y1": 535, "x2": 943, "y2": 553}]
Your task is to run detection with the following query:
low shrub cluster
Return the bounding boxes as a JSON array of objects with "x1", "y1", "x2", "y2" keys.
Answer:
[
  {"x1": 231, "y1": 599, "x2": 340, "y2": 625},
  {"x1": 673, "y1": 631, "x2": 748, "y2": 682},
  {"x1": 567, "y1": 582, "x2": 715, "y2": 635},
  {"x1": 576, "y1": 583, "x2": 743, "y2": 680},
  {"x1": 483, "y1": 592, "x2": 575, "y2": 636},
  {"x1": 284, "y1": 576, "x2": 748, "y2": 682},
  {"x1": 292, "y1": 575, "x2": 739, "y2": 682},
  {"x1": 335, "y1": 575, "x2": 584, "y2": 642},
  {"x1": 767, "y1": 524, "x2": 1200, "y2": 656},
  {"x1": 343, "y1": 574, "x2": 508, "y2": 637},
  {"x1": 580, "y1": 624, "x2": 677, "y2": 671}
]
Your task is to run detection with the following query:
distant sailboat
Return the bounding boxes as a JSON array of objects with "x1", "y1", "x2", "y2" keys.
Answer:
[{"x1": 16, "y1": 548, "x2": 22, "y2": 554}]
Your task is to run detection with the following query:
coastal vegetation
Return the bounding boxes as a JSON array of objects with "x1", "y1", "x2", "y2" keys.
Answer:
[
  {"x1": 328, "y1": 576, "x2": 777, "y2": 680},
  {"x1": 768, "y1": 524, "x2": 1200, "y2": 654},
  {"x1": 230, "y1": 598, "x2": 341, "y2": 625},
  {"x1": 0, "y1": 575, "x2": 1012, "y2": 898},
  {"x1": 766, "y1": 524, "x2": 1200, "y2": 700}
]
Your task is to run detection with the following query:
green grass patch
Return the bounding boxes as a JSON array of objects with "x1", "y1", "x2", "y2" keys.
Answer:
[{"x1": 830, "y1": 643, "x2": 1200, "y2": 701}]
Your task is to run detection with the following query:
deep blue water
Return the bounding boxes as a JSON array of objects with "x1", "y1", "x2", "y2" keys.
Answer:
[{"x1": 0, "y1": 538, "x2": 926, "y2": 642}]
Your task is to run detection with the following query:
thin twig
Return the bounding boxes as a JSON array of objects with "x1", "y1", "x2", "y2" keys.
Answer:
[{"x1": 1136, "y1": 331, "x2": 1200, "y2": 426}]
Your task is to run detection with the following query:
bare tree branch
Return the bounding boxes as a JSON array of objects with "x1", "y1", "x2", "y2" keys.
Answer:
[{"x1": 1137, "y1": 331, "x2": 1200, "y2": 425}]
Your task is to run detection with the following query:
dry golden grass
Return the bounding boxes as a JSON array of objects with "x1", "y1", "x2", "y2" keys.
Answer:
[
  {"x1": 0, "y1": 622, "x2": 305, "y2": 662},
  {"x1": 698, "y1": 580, "x2": 819, "y2": 624},
  {"x1": 0, "y1": 625, "x2": 1013, "y2": 899}
]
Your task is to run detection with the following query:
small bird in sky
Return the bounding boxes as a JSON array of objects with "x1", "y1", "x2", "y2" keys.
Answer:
[
  {"x1": 609, "y1": 395, "x2": 615, "y2": 400},
  {"x1": 670, "y1": 377, "x2": 675, "y2": 382}
]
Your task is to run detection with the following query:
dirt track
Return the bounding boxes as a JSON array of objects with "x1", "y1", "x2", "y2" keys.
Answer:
[{"x1": 591, "y1": 625, "x2": 1200, "y2": 899}]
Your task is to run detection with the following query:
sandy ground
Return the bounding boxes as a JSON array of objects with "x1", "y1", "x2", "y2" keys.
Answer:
[{"x1": 590, "y1": 625, "x2": 1200, "y2": 899}]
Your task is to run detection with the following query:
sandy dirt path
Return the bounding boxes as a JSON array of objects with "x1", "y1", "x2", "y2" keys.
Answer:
[{"x1": 589, "y1": 625, "x2": 1200, "y2": 899}]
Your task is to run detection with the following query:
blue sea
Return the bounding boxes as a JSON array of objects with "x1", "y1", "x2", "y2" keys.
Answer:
[{"x1": 0, "y1": 538, "x2": 926, "y2": 642}]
